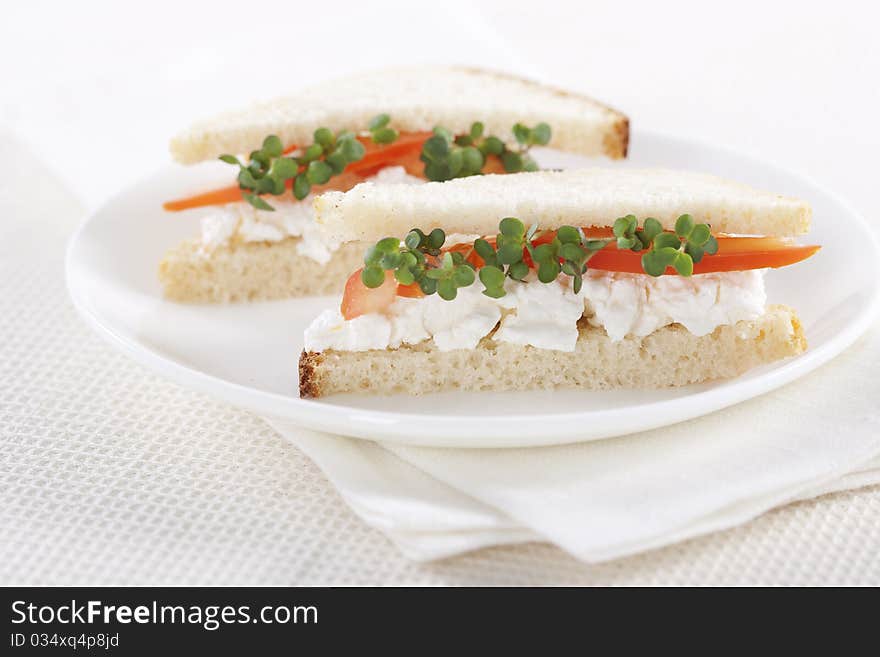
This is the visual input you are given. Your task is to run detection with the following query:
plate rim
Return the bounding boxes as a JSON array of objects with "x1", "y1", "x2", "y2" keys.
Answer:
[{"x1": 65, "y1": 129, "x2": 880, "y2": 448}]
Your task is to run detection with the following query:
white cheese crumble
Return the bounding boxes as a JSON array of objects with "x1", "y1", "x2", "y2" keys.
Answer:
[
  {"x1": 580, "y1": 270, "x2": 767, "y2": 341},
  {"x1": 493, "y1": 278, "x2": 585, "y2": 351},
  {"x1": 196, "y1": 166, "x2": 423, "y2": 263},
  {"x1": 303, "y1": 270, "x2": 767, "y2": 353}
]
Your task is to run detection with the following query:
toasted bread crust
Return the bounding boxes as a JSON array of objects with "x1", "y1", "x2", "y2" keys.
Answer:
[
  {"x1": 456, "y1": 66, "x2": 629, "y2": 159},
  {"x1": 298, "y1": 350, "x2": 326, "y2": 399},
  {"x1": 607, "y1": 115, "x2": 630, "y2": 159},
  {"x1": 298, "y1": 305, "x2": 806, "y2": 398}
]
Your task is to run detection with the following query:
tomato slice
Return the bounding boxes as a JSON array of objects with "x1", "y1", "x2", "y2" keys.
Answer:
[
  {"x1": 162, "y1": 185, "x2": 246, "y2": 211},
  {"x1": 164, "y1": 131, "x2": 432, "y2": 212},
  {"x1": 586, "y1": 235, "x2": 820, "y2": 274},
  {"x1": 341, "y1": 269, "x2": 425, "y2": 319},
  {"x1": 341, "y1": 269, "x2": 397, "y2": 319},
  {"x1": 396, "y1": 281, "x2": 425, "y2": 298},
  {"x1": 449, "y1": 229, "x2": 818, "y2": 274},
  {"x1": 161, "y1": 171, "x2": 369, "y2": 212},
  {"x1": 344, "y1": 131, "x2": 432, "y2": 178}
]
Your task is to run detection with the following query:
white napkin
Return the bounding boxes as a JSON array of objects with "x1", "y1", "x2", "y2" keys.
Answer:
[{"x1": 268, "y1": 322, "x2": 880, "y2": 562}]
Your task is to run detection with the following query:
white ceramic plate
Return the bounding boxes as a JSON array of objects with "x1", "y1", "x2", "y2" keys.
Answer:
[{"x1": 66, "y1": 130, "x2": 880, "y2": 447}]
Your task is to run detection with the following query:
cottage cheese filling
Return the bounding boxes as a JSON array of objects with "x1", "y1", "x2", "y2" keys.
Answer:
[
  {"x1": 198, "y1": 166, "x2": 423, "y2": 263},
  {"x1": 303, "y1": 270, "x2": 767, "y2": 352}
]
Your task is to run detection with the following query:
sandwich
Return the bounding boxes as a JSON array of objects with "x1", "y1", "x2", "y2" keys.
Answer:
[
  {"x1": 298, "y1": 168, "x2": 819, "y2": 397},
  {"x1": 159, "y1": 67, "x2": 629, "y2": 302}
]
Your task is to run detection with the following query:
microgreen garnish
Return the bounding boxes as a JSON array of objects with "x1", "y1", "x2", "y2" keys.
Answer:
[
  {"x1": 419, "y1": 122, "x2": 550, "y2": 181},
  {"x1": 219, "y1": 114, "x2": 398, "y2": 210},
  {"x1": 220, "y1": 117, "x2": 555, "y2": 207},
  {"x1": 361, "y1": 215, "x2": 719, "y2": 299},
  {"x1": 362, "y1": 228, "x2": 475, "y2": 300},
  {"x1": 367, "y1": 113, "x2": 399, "y2": 144},
  {"x1": 613, "y1": 214, "x2": 719, "y2": 276}
]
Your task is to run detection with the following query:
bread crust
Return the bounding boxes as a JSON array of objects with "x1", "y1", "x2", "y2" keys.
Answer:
[
  {"x1": 608, "y1": 115, "x2": 630, "y2": 159},
  {"x1": 456, "y1": 66, "x2": 630, "y2": 159},
  {"x1": 298, "y1": 350, "x2": 325, "y2": 399},
  {"x1": 298, "y1": 305, "x2": 806, "y2": 398},
  {"x1": 316, "y1": 168, "x2": 812, "y2": 242},
  {"x1": 170, "y1": 66, "x2": 628, "y2": 164}
]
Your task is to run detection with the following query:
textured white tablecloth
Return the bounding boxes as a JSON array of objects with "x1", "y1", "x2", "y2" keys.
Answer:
[{"x1": 1, "y1": 133, "x2": 879, "y2": 585}]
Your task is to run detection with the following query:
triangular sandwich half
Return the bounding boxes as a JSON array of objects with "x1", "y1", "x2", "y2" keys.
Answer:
[
  {"x1": 299, "y1": 168, "x2": 817, "y2": 397},
  {"x1": 159, "y1": 67, "x2": 628, "y2": 302}
]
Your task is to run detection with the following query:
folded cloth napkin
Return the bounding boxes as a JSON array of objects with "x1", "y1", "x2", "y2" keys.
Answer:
[{"x1": 268, "y1": 322, "x2": 880, "y2": 562}]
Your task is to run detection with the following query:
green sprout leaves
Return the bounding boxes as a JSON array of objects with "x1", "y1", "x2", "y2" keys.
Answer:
[
  {"x1": 476, "y1": 217, "x2": 530, "y2": 296},
  {"x1": 613, "y1": 213, "x2": 717, "y2": 277},
  {"x1": 368, "y1": 113, "x2": 399, "y2": 144},
  {"x1": 420, "y1": 121, "x2": 551, "y2": 181},
  {"x1": 361, "y1": 216, "x2": 618, "y2": 300},
  {"x1": 420, "y1": 139, "x2": 453, "y2": 181},
  {"x1": 241, "y1": 192, "x2": 274, "y2": 211},
  {"x1": 219, "y1": 114, "x2": 399, "y2": 210},
  {"x1": 512, "y1": 121, "x2": 551, "y2": 147},
  {"x1": 526, "y1": 223, "x2": 605, "y2": 294},
  {"x1": 221, "y1": 117, "x2": 553, "y2": 206},
  {"x1": 421, "y1": 125, "x2": 486, "y2": 181},
  {"x1": 504, "y1": 121, "x2": 549, "y2": 173},
  {"x1": 425, "y1": 252, "x2": 476, "y2": 300},
  {"x1": 361, "y1": 228, "x2": 478, "y2": 300},
  {"x1": 360, "y1": 214, "x2": 719, "y2": 303},
  {"x1": 289, "y1": 130, "x2": 366, "y2": 200}
]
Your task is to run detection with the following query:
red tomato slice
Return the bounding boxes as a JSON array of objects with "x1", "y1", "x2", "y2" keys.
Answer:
[
  {"x1": 341, "y1": 269, "x2": 397, "y2": 319},
  {"x1": 162, "y1": 185, "x2": 246, "y2": 211},
  {"x1": 451, "y1": 229, "x2": 818, "y2": 274},
  {"x1": 344, "y1": 131, "x2": 432, "y2": 178},
  {"x1": 396, "y1": 281, "x2": 425, "y2": 298},
  {"x1": 586, "y1": 236, "x2": 820, "y2": 274},
  {"x1": 341, "y1": 268, "x2": 425, "y2": 319}
]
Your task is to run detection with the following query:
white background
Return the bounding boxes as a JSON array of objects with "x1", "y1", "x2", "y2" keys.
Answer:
[
  {"x1": 2, "y1": 1, "x2": 879, "y2": 584},
  {"x1": 2, "y1": 0, "x2": 877, "y2": 214}
]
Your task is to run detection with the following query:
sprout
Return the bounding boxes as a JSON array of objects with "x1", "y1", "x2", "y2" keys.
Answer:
[
  {"x1": 420, "y1": 121, "x2": 553, "y2": 180},
  {"x1": 358, "y1": 215, "x2": 716, "y2": 302},
  {"x1": 218, "y1": 114, "x2": 400, "y2": 210}
]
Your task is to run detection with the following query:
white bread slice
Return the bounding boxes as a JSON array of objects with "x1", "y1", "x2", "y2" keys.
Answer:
[
  {"x1": 316, "y1": 168, "x2": 812, "y2": 242},
  {"x1": 159, "y1": 238, "x2": 365, "y2": 303},
  {"x1": 170, "y1": 66, "x2": 628, "y2": 164},
  {"x1": 299, "y1": 305, "x2": 805, "y2": 397}
]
